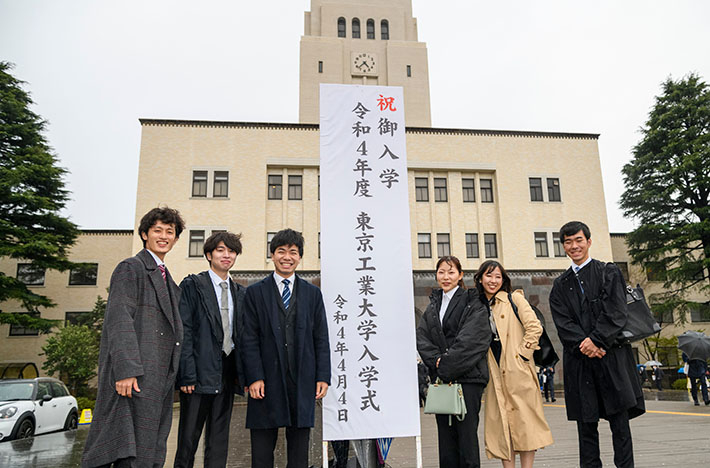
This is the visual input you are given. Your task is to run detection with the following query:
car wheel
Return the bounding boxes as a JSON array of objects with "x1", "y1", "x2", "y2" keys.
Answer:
[
  {"x1": 14, "y1": 418, "x2": 35, "y2": 440},
  {"x1": 64, "y1": 410, "x2": 78, "y2": 430}
]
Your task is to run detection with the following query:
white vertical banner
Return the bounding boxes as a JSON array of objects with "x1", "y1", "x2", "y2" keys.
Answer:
[{"x1": 320, "y1": 84, "x2": 420, "y2": 440}]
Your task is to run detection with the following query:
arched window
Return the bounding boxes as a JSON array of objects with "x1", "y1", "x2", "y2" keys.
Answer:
[
  {"x1": 381, "y1": 20, "x2": 389, "y2": 40},
  {"x1": 366, "y1": 19, "x2": 375, "y2": 39},
  {"x1": 352, "y1": 18, "x2": 361, "y2": 39},
  {"x1": 338, "y1": 17, "x2": 346, "y2": 38}
]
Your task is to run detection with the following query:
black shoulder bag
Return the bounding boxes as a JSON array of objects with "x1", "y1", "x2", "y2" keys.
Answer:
[
  {"x1": 599, "y1": 263, "x2": 660, "y2": 345},
  {"x1": 508, "y1": 292, "x2": 559, "y2": 368}
]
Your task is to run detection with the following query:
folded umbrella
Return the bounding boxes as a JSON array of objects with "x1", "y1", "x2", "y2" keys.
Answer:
[{"x1": 678, "y1": 331, "x2": 710, "y2": 361}]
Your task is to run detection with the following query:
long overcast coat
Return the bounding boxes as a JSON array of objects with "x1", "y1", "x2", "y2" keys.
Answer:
[
  {"x1": 484, "y1": 290, "x2": 553, "y2": 460},
  {"x1": 82, "y1": 249, "x2": 183, "y2": 468},
  {"x1": 242, "y1": 274, "x2": 331, "y2": 429},
  {"x1": 549, "y1": 260, "x2": 645, "y2": 423}
]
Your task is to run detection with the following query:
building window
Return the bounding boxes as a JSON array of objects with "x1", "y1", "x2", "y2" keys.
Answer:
[
  {"x1": 465, "y1": 233, "x2": 479, "y2": 258},
  {"x1": 462, "y1": 178, "x2": 475, "y2": 202},
  {"x1": 415, "y1": 177, "x2": 429, "y2": 202},
  {"x1": 318, "y1": 61, "x2": 323, "y2": 73},
  {"x1": 192, "y1": 170, "x2": 208, "y2": 197},
  {"x1": 68, "y1": 263, "x2": 98, "y2": 286},
  {"x1": 268, "y1": 175, "x2": 282, "y2": 199},
  {"x1": 689, "y1": 303, "x2": 710, "y2": 322},
  {"x1": 646, "y1": 262, "x2": 666, "y2": 282},
  {"x1": 434, "y1": 178, "x2": 448, "y2": 202},
  {"x1": 338, "y1": 17, "x2": 346, "y2": 38},
  {"x1": 188, "y1": 230, "x2": 205, "y2": 258},
  {"x1": 480, "y1": 178, "x2": 494, "y2": 203},
  {"x1": 406, "y1": 65, "x2": 411, "y2": 77},
  {"x1": 318, "y1": 232, "x2": 321, "y2": 258},
  {"x1": 381, "y1": 20, "x2": 389, "y2": 40},
  {"x1": 65, "y1": 312, "x2": 90, "y2": 326},
  {"x1": 288, "y1": 175, "x2": 302, "y2": 200},
  {"x1": 417, "y1": 233, "x2": 432, "y2": 258},
  {"x1": 9, "y1": 313, "x2": 40, "y2": 336},
  {"x1": 529, "y1": 177, "x2": 543, "y2": 202},
  {"x1": 553, "y1": 233, "x2": 566, "y2": 258},
  {"x1": 484, "y1": 233, "x2": 498, "y2": 258},
  {"x1": 17, "y1": 264, "x2": 45, "y2": 286},
  {"x1": 213, "y1": 171, "x2": 229, "y2": 198},
  {"x1": 616, "y1": 262, "x2": 630, "y2": 283},
  {"x1": 534, "y1": 232, "x2": 549, "y2": 257},
  {"x1": 352, "y1": 18, "x2": 360, "y2": 38},
  {"x1": 366, "y1": 19, "x2": 375, "y2": 39},
  {"x1": 437, "y1": 234, "x2": 451, "y2": 258},
  {"x1": 266, "y1": 232, "x2": 276, "y2": 259},
  {"x1": 547, "y1": 178, "x2": 561, "y2": 202}
]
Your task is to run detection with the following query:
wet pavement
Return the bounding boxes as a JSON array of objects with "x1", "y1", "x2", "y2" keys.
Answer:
[{"x1": 1, "y1": 390, "x2": 708, "y2": 467}]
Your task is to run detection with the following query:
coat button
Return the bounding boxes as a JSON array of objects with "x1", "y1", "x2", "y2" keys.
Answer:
[
  {"x1": 215, "y1": 390, "x2": 219, "y2": 393},
  {"x1": 501, "y1": 314, "x2": 505, "y2": 319},
  {"x1": 176, "y1": 342, "x2": 180, "y2": 346}
]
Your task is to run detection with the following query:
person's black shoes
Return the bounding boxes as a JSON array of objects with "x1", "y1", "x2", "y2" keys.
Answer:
[
  {"x1": 694, "y1": 401, "x2": 700, "y2": 406},
  {"x1": 705, "y1": 400, "x2": 710, "y2": 406}
]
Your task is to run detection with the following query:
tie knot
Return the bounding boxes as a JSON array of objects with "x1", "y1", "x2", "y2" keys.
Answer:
[
  {"x1": 283, "y1": 279, "x2": 290, "y2": 286},
  {"x1": 220, "y1": 281, "x2": 228, "y2": 290},
  {"x1": 574, "y1": 266, "x2": 580, "y2": 273}
]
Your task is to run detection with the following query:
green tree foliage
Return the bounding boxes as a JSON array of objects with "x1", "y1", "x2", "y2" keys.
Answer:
[
  {"x1": 0, "y1": 61, "x2": 79, "y2": 332},
  {"x1": 41, "y1": 325, "x2": 100, "y2": 395},
  {"x1": 620, "y1": 73, "x2": 710, "y2": 323}
]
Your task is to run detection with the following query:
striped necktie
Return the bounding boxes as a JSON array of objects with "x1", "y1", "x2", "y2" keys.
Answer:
[
  {"x1": 282, "y1": 279, "x2": 291, "y2": 309},
  {"x1": 158, "y1": 264, "x2": 166, "y2": 283}
]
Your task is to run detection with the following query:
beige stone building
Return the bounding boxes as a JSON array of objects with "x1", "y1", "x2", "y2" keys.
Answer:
[{"x1": 5, "y1": 0, "x2": 698, "y2": 375}]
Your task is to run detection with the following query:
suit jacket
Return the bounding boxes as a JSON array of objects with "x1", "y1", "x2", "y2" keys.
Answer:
[
  {"x1": 176, "y1": 270, "x2": 245, "y2": 394},
  {"x1": 550, "y1": 259, "x2": 644, "y2": 422},
  {"x1": 242, "y1": 274, "x2": 331, "y2": 429},
  {"x1": 82, "y1": 249, "x2": 183, "y2": 467}
]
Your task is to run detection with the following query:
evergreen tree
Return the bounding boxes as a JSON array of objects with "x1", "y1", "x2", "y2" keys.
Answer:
[
  {"x1": 0, "y1": 61, "x2": 79, "y2": 332},
  {"x1": 620, "y1": 73, "x2": 710, "y2": 323},
  {"x1": 41, "y1": 325, "x2": 100, "y2": 395}
]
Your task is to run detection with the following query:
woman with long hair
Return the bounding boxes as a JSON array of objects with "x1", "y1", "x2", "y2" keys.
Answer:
[
  {"x1": 474, "y1": 260, "x2": 553, "y2": 468},
  {"x1": 417, "y1": 256, "x2": 491, "y2": 468}
]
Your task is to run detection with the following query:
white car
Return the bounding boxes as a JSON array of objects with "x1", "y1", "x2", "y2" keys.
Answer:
[{"x1": 0, "y1": 377, "x2": 79, "y2": 441}]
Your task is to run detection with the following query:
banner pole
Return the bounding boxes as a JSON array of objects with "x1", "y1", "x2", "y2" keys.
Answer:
[
  {"x1": 323, "y1": 440, "x2": 329, "y2": 468},
  {"x1": 415, "y1": 435, "x2": 423, "y2": 468}
]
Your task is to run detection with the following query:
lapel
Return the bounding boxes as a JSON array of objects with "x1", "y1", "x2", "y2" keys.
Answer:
[
  {"x1": 229, "y1": 278, "x2": 241, "y2": 339},
  {"x1": 138, "y1": 249, "x2": 175, "y2": 332},
  {"x1": 259, "y1": 275, "x2": 287, "y2": 361},
  {"x1": 428, "y1": 290, "x2": 448, "y2": 351},
  {"x1": 195, "y1": 271, "x2": 223, "y2": 342},
  {"x1": 559, "y1": 268, "x2": 584, "y2": 322},
  {"x1": 441, "y1": 287, "x2": 464, "y2": 327}
]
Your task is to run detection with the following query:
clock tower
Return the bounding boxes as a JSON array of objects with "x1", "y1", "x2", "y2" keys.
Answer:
[{"x1": 299, "y1": 0, "x2": 432, "y2": 127}]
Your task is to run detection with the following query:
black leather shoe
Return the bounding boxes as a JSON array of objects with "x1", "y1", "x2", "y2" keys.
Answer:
[
  {"x1": 694, "y1": 401, "x2": 700, "y2": 406},
  {"x1": 705, "y1": 400, "x2": 710, "y2": 406}
]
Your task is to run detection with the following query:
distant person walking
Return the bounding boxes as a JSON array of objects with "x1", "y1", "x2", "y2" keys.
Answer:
[
  {"x1": 543, "y1": 365, "x2": 556, "y2": 402},
  {"x1": 651, "y1": 366, "x2": 664, "y2": 391},
  {"x1": 683, "y1": 352, "x2": 709, "y2": 406}
]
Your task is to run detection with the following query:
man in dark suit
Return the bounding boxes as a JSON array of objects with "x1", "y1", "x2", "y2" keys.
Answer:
[
  {"x1": 543, "y1": 365, "x2": 556, "y2": 402},
  {"x1": 242, "y1": 228, "x2": 331, "y2": 468},
  {"x1": 549, "y1": 221, "x2": 645, "y2": 468},
  {"x1": 174, "y1": 232, "x2": 246, "y2": 468},
  {"x1": 82, "y1": 207, "x2": 185, "y2": 468}
]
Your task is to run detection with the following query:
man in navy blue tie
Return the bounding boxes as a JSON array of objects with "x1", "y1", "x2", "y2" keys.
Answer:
[
  {"x1": 549, "y1": 221, "x2": 645, "y2": 468},
  {"x1": 242, "y1": 228, "x2": 331, "y2": 468}
]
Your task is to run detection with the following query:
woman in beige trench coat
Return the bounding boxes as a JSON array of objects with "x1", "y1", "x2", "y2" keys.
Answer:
[{"x1": 474, "y1": 260, "x2": 553, "y2": 468}]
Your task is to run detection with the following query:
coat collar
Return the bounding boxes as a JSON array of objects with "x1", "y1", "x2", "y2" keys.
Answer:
[
  {"x1": 441, "y1": 287, "x2": 465, "y2": 325},
  {"x1": 137, "y1": 249, "x2": 176, "y2": 331}
]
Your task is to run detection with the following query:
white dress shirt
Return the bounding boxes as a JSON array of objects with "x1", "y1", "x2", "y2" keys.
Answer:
[
  {"x1": 208, "y1": 269, "x2": 234, "y2": 349},
  {"x1": 145, "y1": 249, "x2": 165, "y2": 268},
  {"x1": 438, "y1": 286, "x2": 459, "y2": 323},
  {"x1": 571, "y1": 256, "x2": 593, "y2": 273}
]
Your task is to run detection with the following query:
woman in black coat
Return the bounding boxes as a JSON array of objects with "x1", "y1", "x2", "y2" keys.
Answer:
[{"x1": 416, "y1": 256, "x2": 491, "y2": 468}]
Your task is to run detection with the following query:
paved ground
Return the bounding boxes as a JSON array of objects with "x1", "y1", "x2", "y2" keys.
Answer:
[{"x1": 1, "y1": 390, "x2": 708, "y2": 467}]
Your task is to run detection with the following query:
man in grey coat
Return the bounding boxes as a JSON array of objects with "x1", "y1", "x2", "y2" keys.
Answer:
[{"x1": 82, "y1": 207, "x2": 185, "y2": 468}]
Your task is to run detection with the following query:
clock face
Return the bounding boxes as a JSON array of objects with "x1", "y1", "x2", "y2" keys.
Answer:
[{"x1": 352, "y1": 52, "x2": 377, "y2": 75}]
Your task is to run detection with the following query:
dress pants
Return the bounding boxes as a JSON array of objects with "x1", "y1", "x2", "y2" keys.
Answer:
[
  {"x1": 544, "y1": 377, "x2": 555, "y2": 401},
  {"x1": 250, "y1": 374, "x2": 309, "y2": 468},
  {"x1": 174, "y1": 352, "x2": 236, "y2": 468},
  {"x1": 434, "y1": 382, "x2": 485, "y2": 468},
  {"x1": 689, "y1": 376, "x2": 709, "y2": 404},
  {"x1": 576, "y1": 410, "x2": 634, "y2": 468}
]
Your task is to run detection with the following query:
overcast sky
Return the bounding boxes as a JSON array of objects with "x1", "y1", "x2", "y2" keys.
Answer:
[{"x1": 1, "y1": 0, "x2": 709, "y2": 232}]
